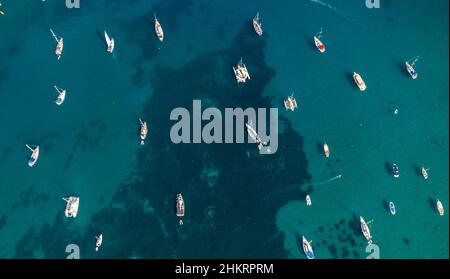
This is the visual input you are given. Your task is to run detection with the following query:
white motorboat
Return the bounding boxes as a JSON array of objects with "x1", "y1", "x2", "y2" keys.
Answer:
[
  {"x1": 323, "y1": 143, "x2": 330, "y2": 158},
  {"x1": 154, "y1": 13, "x2": 164, "y2": 42},
  {"x1": 176, "y1": 193, "x2": 185, "y2": 225},
  {"x1": 233, "y1": 57, "x2": 251, "y2": 83},
  {"x1": 421, "y1": 167, "x2": 429, "y2": 180},
  {"x1": 360, "y1": 216, "x2": 372, "y2": 244},
  {"x1": 63, "y1": 196, "x2": 79, "y2": 218},
  {"x1": 26, "y1": 144, "x2": 39, "y2": 167},
  {"x1": 95, "y1": 234, "x2": 103, "y2": 251},
  {"x1": 139, "y1": 118, "x2": 148, "y2": 145},
  {"x1": 253, "y1": 12, "x2": 263, "y2": 36},
  {"x1": 104, "y1": 30, "x2": 115, "y2": 53},
  {"x1": 353, "y1": 72, "x2": 367, "y2": 91},
  {"x1": 50, "y1": 29, "x2": 63, "y2": 60},
  {"x1": 54, "y1": 85, "x2": 66, "y2": 106}
]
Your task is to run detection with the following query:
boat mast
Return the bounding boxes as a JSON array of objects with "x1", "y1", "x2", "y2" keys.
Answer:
[{"x1": 49, "y1": 29, "x2": 59, "y2": 43}]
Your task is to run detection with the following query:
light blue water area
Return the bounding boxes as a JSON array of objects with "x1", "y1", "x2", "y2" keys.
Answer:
[{"x1": 0, "y1": 0, "x2": 448, "y2": 258}]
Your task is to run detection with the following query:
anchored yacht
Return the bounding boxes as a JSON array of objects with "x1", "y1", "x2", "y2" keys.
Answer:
[
  {"x1": 104, "y1": 30, "x2": 115, "y2": 53},
  {"x1": 139, "y1": 118, "x2": 148, "y2": 145},
  {"x1": 306, "y1": 195, "x2": 312, "y2": 206},
  {"x1": 63, "y1": 196, "x2": 79, "y2": 218},
  {"x1": 353, "y1": 72, "x2": 367, "y2": 91},
  {"x1": 176, "y1": 193, "x2": 185, "y2": 225},
  {"x1": 437, "y1": 200, "x2": 444, "y2": 216},
  {"x1": 50, "y1": 29, "x2": 63, "y2": 60},
  {"x1": 313, "y1": 28, "x2": 326, "y2": 53},
  {"x1": 154, "y1": 13, "x2": 164, "y2": 42},
  {"x1": 253, "y1": 12, "x2": 263, "y2": 36},
  {"x1": 233, "y1": 58, "x2": 251, "y2": 83},
  {"x1": 302, "y1": 236, "x2": 315, "y2": 259},
  {"x1": 360, "y1": 216, "x2": 372, "y2": 244},
  {"x1": 323, "y1": 143, "x2": 330, "y2": 158},
  {"x1": 284, "y1": 93, "x2": 298, "y2": 111},
  {"x1": 54, "y1": 85, "x2": 66, "y2": 106},
  {"x1": 95, "y1": 234, "x2": 103, "y2": 251},
  {"x1": 26, "y1": 145, "x2": 39, "y2": 167}
]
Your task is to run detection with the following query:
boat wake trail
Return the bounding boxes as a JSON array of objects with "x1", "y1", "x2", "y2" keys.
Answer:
[
  {"x1": 306, "y1": 0, "x2": 350, "y2": 20},
  {"x1": 310, "y1": 174, "x2": 342, "y2": 186}
]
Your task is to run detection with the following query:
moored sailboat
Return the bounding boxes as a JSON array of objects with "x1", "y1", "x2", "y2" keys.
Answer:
[
  {"x1": 302, "y1": 236, "x2": 315, "y2": 259},
  {"x1": 54, "y1": 85, "x2": 66, "y2": 106},
  {"x1": 154, "y1": 13, "x2": 164, "y2": 42},
  {"x1": 405, "y1": 56, "x2": 419, "y2": 79},
  {"x1": 50, "y1": 29, "x2": 64, "y2": 60},
  {"x1": 436, "y1": 199, "x2": 444, "y2": 216},
  {"x1": 95, "y1": 234, "x2": 103, "y2": 251},
  {"x1": 284, "y1": 93, "x2": 298, "y2": 111},
  {"x1": 233, "y1": 57, "x2": 251, "y2": 83},
  {"x1": 360, "y1": 216, "x2": 373, "y2": 244},
  {"x1": 176, "y1": 193, "x2": 185, "y2": 225},
  {"x1": 253, "y1": 12, "x2": 263, "y2": 36},
  {"x1": 26, "y1": 144, "x2": 39, "y2": 167},
  {"x1": 104, "y1": 30, "x2": 115, "y2": 53},
  {"x1": 421, "y1": 167, "x2": 429, "y2": 180},
  {"x1": 139, "y1": 118, "x2": 148, "y2": 145},
  {"x1": 63, "y1": 196, "x2": 79, "y2": 218},
  {"x1": 314, "y1": 28, "x2": 326, "y2": 53},
  {"x1": 306, "y1": 195, "x2": 312, "y2": 206}
]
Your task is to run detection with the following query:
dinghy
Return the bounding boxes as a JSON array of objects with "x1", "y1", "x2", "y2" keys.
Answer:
[
  {"x1": 50, "y1": 29, "x2": 63, "y2": 60},
  {"x1": 104, "y1": 30, "x2": 115, "y2": 53},
  {"x1": 253, "y1": 12, "x2": 263, "y2": 36},
  {"x1": 154, "y1": 13, "x2": 164, "y2": 42},
  {"x1": 26, "y1": 144, "x2": 39, "y2": 167},
  {"x1": 54, "y1": 85, "x2": 66, "y2": 106},
  {"x1": 139, "y1": 118, "x2": 148, "y2": 145},
  {"x1": 314, "y1": 28, "x2": 326, "y2": 53},
  {"x1": 95, "y1": 234, "x2": 103, "y2": 251}
]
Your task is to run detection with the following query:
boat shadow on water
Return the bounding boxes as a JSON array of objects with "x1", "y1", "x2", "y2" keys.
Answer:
[
  {"x1": 381, "y1": 199, "x2": 391, "y2": 213},
  {"x1": 95, "y1": 30, "x2": 108, "y2": 48},
  {"x1": 428, "y1": 197, "x2": 437, "y2": 213},
  {"x1": 397, "y1": 61, "x2": 410, "y2": 78},
  {"x1": 345, "y1": 72, "x2": 358, "y2": 90},
  {"x1": 412, "y1": 164, "x2": 422, "y2": 177}
]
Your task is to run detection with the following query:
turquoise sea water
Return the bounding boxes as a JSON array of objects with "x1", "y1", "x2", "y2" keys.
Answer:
[{"x1": 0, "y1": 0, "x2": 448, "y2": 259}]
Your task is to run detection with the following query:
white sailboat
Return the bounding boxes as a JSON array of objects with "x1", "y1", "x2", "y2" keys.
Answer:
[
  {"x1": 360, "y1": 216, "x2": 373, "y2": 244},
  {"x1": 405, "y1": 56, "x2": 419, "y2": 79},
  {"x1": 302, "y1": 236, "x2": 315, "y2": 259},
  {"x1": 50, "y1": 29, "x2": 63, "y2": 60},
  {"x1": 54, "y1": 85, "x2": 66, "y2": 106},
  {"x1": 323, "y1": 143, "x2": 330, "y2": 158},
  {"x1": 95, "y1": 234, "x2": 103, "y2": 251},
  {"x1": 313, "y1": 28, "x2": 326, "y2": 53},
  {"x1": 139, "y1": 118, "x2": 148, "y2": 145},
  {"x1": 26, "y1": 144, "x2": 39, "y2": 167},
  {"x1": 436, "y1": 199, "x2": 444, "y2": 216},
  {"x1": 154, "y1": 13, "x2": 164, "y2": 42},
  {"x1": 245, "y1": 121, "x2": 268, "y2": 151},
  {"x1": 176, "y1": 193, "x2": 185, "y2": 226},
  {"x1": 253, "y1": 12, "x2": 263, "y2": 36},
  {"x1": 306, "y1": 195, "x2": 312, "y2": 206},
  {"x1": 421, "y1": 167, "x2": 429, "y2": 180},
  {"x1": 104, "y1": 30, "x2": 115, "y2": 53}
]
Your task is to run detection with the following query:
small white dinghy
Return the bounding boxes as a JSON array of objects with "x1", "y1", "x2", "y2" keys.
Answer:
[
  {"x1": 54, "y1": 85, "x2": 66, "y2": 106},
  {"x1": 139, "y1": 118, "x2": 148, "y2": 145},
  {"x1": 95, "y1": 234, "x2": 103, "y2": 251},
  {"x1": 50, "y1": 29, "x2": 63, "y2": 60},
  {"x1": 104, "y1": 30, "x2": 115, "y2": 53},
  {"x1": 26, "y1": 144, "x2": 39, "y2": 167},
  {"x1": 154, "y1": 13, "x2": 164, "y2": 42}
]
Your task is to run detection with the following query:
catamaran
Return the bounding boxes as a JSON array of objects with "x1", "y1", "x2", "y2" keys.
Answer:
[
  {"x1": 302, "y1": 236, "x2": 315, "y2": 259},
  {"x1": 176, "y1": 193, "x2": 185, "y2": 225},
  {"x1": 360, "y1": 216, "x2": 372, "y2": 244},
  {"x1": 353, "y1": 72, "x2": 367, "y2": 91},
  {"x1": 104, "y1": 30, "x2": 115, "y2": 53},
  {"x1": 233, "y1": 57, "x2": 251, "y2": 83},
  {"x1": 437, "y1": 199, "x2": 444, "y2": 216},
  {"x1": 421, "y1": 167, "x2": 429, "y2": 180},
  {"x1": 306, "y1": 195, "x2": 312, "y2": 206},
  {"x1": 50, "y1": 29, "x2": 63, "y2": 60},
  {"x1": 139, "y1": 118, "x2": 148, "y2": 145},
  {"x1": 253, "y1": 12, "x2": 263, "y2": 36},
  {"x1": 245, "y1": 121, "x2": 267, "y2": 151},
  {"x1": 63, "y1": 196, "x2": 79, "y2": 218},
  {"x1": 95, "y1": 234, "x2": 103, "y2": 251},
  {"x1": 392, "y1": 164, "x2": 400, "y2": 178},
  {"x1": 54, "y1": 85, "x2": 66, "y2": 106},
  {"x1": 405, "y1": 56, "x2": 419, "y2": 79},
  {"x1": 323, "y1": 143, "x2": 330, "y2": 158},
  {"x1": 389, "y1": 202, "x2": 396, "y2": 215},
  {"x1": 284, "y1": 93, "x2": 298, "y2": 111},
  {"x1": 314, "y1": 28, "x2": 326, "y2": 53},
  {"x1": 26, "y1": 144, "x2": 39, "y2": 167},
  {"x1": 154, "y1": 13, "x2": 164, "y2": 42}
]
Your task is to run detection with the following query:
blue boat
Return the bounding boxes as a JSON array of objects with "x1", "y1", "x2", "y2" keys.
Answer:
[
  {"x1": 392, "y1": 164, "x2": 399, "y2": 178},
  {"x1": 389, "y1": 202, "x2": 396, "y2": 215}
]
